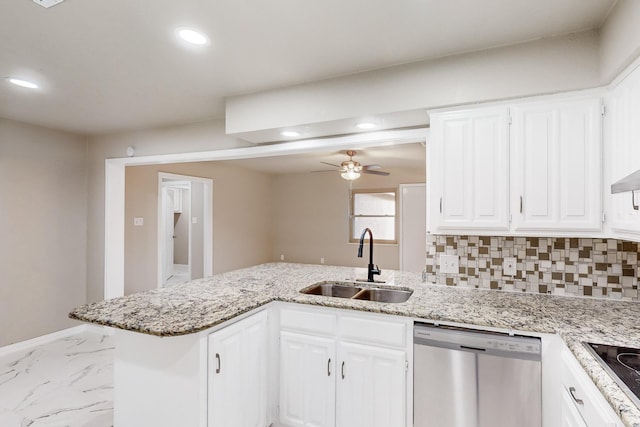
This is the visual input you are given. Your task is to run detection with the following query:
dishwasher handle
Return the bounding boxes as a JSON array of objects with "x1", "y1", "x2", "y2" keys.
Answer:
[{"x1": 459, "y1": 345, "x2": 486, "y2": 353}]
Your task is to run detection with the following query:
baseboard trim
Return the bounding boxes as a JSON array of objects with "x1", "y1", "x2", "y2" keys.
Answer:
[{"x1": 0, "y1": 324, "x2": 106, "y2": 358}]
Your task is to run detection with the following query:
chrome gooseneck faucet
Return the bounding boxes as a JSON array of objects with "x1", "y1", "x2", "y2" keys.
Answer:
[{"x1": 357, "y1": 228, "x2": 381, "y2": 282}]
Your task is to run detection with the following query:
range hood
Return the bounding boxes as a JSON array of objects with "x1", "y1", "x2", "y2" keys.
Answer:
[
  {"x1": 611, "y1": 169, "x2": 640, "y2": 211},
  {"x1": 611, "y1": 170, "x2": 640, "y2": 194}
]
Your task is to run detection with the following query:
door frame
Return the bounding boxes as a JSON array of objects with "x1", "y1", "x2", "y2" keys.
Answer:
[
  {"x1": 104, "y1": 127, "x2": 428, "y2": 300},
  {"x1": 158, "y1": 173, "x2": 213, "y2": 288}
]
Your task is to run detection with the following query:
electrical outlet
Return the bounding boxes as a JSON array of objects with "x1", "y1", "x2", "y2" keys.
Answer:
[
  {"x1": 440, "y1": 254, "x2": 459, "y2": 274},
  {"x1": 133, "y1": 217, "x2": 144, "y2": 226},
  {"x1": 280, "y1": 254, "x2": 285, "y2": 261},
  {"x1": 320, "y1": 257, "x2": 325, "y2": 264},
  {"x1": 503, "y1": 257, "x2": 517, "y2": 276}
]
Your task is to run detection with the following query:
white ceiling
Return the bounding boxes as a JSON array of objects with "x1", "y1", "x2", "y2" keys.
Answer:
[
  {"x1": 221, "y1": 143, "x2": 426, "y2": 175},
  {"x1": 0, "y1": 0, "x2": 617, "y2": 135}
]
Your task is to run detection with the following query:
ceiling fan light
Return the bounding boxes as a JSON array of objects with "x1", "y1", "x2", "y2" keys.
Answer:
[{"x1": 341, "y1": 169, "x2": 361, "y2": 180}]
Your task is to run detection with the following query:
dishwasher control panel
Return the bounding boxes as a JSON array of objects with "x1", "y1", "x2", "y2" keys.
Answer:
[{"x1": 414, "y1": 323, "x2": 541, "y2": 360}]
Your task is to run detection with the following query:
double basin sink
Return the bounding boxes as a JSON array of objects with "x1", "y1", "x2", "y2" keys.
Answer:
[{"x1": 300, "y1": 281, "x2": 413, "y2": 303}]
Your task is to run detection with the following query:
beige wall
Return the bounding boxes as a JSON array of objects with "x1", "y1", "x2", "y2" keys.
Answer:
[
  {"x1": 124, "y1": 161, "x2": 272, "y2": 295},
  {"x1": 271, "y1": 166, "x2": 425, "y2": 270},
  {"x1": 87, "y1": 119, "x2": 250, "y2": 302},
  {"x1": 0, "y1": 118, "x2": 87, "y2": 345}
]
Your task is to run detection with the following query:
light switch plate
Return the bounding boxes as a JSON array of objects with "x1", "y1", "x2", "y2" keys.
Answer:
[
  {"x1": 133, "y1": 217, "x2": 144, "y2": 226},
  {"x1": 439, "y1": 254, "x2": 459, "y2": 274},
  {"x1": 503, "y1": 257, "x2": 517, "y2": 276}
]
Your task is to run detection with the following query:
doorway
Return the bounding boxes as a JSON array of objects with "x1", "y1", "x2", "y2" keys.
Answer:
[{"x1": 158, "y1": 173, "x2": 213, "y2": 288}]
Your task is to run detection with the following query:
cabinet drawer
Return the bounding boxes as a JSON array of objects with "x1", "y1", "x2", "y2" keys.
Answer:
[
  {"x1": 340, "y1": 315, "x2": 407, "y2": 348},
  {"x1": 280, "y1": 307, "x2": 337, "y2": 335}
]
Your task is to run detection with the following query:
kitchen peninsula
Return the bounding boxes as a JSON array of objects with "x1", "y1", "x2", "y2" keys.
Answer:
[{"x1": 70, "y1": 263, "x2": 640, "y2": 427}]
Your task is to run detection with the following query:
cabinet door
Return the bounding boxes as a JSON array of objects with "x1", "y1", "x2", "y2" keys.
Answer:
[
  {"x1": 608, "y1": 66, "x2": 640, "y2": 235},
  {"x1": 512, "y1": 98, "x2": 602, "y2": 231},
  {"x1": 336, "y1": 342, "x2": 406, "y2": 427},
  {"x1": 280, "y1": 331, "x2": 336, "y2": 427},
  {"x1": 561, "y1": 350, "x2": 623, "y2": 427},
  {"x1": 208, "y1": 311, "x2": 268, "y2": 427},
  {"x1": 429, "y1": 107, "x2": 510, "y2": 232}
]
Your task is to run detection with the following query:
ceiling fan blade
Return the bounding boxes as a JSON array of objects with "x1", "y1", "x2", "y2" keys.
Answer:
[
  {"x1": 320, "y1": 161, "x2": 341, "y2": 168},
  {"x1": 363, "y1": 164, "x2": 382, "y2": 170},
  {"x1": 362, "y1": 169, "x2": 390, "y2": 176},
  {"x1": 310, "y1": 169, "x2": 336, "y2": 173}
]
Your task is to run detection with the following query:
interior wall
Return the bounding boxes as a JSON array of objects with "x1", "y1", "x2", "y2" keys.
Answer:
[
  {"x1": 0, "y1": 118, "x2": 87, "y2": 345},
  {"x1": 599, "y1": 0, "x2": 640, "y2": 83},
  {"x1": 87, "y1": 118, "x2": 251, "y2": 303},
  {"x1": 124, "y1": 161, "x2": 272, "y2": 295},
  {"x1": 271, "y1": 167, "x2": 425, "y2": 270},
  {"x1": 226, "y1": 31, "x2": 600, "y2": 134}
]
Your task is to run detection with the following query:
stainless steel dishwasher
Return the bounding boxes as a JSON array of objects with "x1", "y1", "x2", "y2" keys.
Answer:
[{"x1": 414, "y1": 323, "x2": 542, "y2": 427}]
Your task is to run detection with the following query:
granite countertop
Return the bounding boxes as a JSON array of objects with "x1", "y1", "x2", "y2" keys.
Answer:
[{"x1": 70, "y1": 262, "x2": 640, "y2": 426}]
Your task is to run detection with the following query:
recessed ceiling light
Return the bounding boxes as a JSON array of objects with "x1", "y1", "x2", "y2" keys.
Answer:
[
  {"x1": 7, "y1": 78, "x2": 39, "y2": 89},
  {"x1": 177, "y1": 28, "x2": 209, "y2": 45},
  {"x1": 281, "y1": 131, "x2": 301, "y2": 138},
  {"x1": 356, "y1": 121, "x2": 377, "y2": 130}
]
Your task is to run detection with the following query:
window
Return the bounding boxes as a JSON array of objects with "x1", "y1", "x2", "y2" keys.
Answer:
[{"x1": 350, "y1": 189, "x2": 397, "y2": 244}]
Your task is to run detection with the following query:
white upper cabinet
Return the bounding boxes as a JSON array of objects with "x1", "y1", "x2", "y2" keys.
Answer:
[
  {"x1": 428, "y1": 93, "x2": 603, "y2": 236},
  {"x1": 511, "y1": 97, "x2": 602, "y2": 232},
  {"x1": 607, "y1": 65, "x2": 640, "y2": 236},
  {"x1": 429, "y1": 107, "x2": 510, "y2": 232}
]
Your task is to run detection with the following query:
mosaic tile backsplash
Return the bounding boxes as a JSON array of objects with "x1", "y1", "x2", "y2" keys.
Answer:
[{"x1": 425, "y1": 236, "x2": 640, "y2": 301}]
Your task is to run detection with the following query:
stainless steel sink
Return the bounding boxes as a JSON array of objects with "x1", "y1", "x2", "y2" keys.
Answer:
[
  {"x1": 352, "y1": 288, "x2": 413, "y2": 303},
  {"x1": 301, "y1": 282, "x2": 363, "y2": 298},
  {"x1": 300, "y1": 281, "x2": 413, "y2": 303}
]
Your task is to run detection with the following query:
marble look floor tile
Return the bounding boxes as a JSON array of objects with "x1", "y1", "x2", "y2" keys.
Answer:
[{"x1": 0, "y1": 329, "x2": 114, "y2": 427}]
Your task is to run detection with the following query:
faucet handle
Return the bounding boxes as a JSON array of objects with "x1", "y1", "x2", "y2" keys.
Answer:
[{"x1": 372, "y1": 265, "x2": 381, "y2": 276}]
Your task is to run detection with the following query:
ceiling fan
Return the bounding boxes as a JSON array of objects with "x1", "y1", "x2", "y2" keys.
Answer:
[{"x1": 317, "y1": 150, "x2": 390, "y2": 181}]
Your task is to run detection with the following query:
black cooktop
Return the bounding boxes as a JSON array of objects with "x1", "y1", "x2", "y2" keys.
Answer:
[{"x1": 585, "y1": 342, "x2": 640, "y2": 406}]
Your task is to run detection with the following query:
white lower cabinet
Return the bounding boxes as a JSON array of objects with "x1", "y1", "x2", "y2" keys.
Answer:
[
  {"x1": 336, "y1": 342, "x2": 406, "y2": 427},
  {"x1": 208, "y1": 310, "x2": 268, "y2": 427},
  {"x1": 279, "y1": 306, "x2": 411, "y2": 427},
  {"x1": 560, "y1": 347, "x2": 623, "y2": 427},
  {"x1": 280, "y1": 331, "x2": 336, "y2": 427}
]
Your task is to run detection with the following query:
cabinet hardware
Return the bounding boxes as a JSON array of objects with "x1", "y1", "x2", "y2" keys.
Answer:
[
  {"x1": 327, "y1": 358, "x2": 331, "y2": 376},
  {"x1": 633, "y1": 191, "x2": 639, "y2": 211},
  {"x1": 520, "y1": 196, "x2": 523, "y2": 213},
  {"x1": 439, "y1": 197, "x2": 442, "y2": 214},
  {"x1": 569, "y1": 387, "x2": 584, "y2": 405},
  {"x1": 215, "y1": 353, "x2": 221, "y2": 374},
  {"x1": 341, "y1": 361, "x2": 345, "y2": 379}
]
